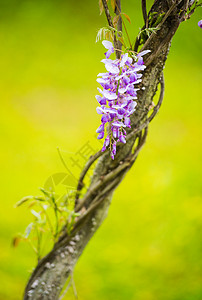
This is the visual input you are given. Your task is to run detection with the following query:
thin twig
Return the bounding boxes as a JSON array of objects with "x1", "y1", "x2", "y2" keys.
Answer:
[
  {"x1": 141, "y1": 0, "x2": 148, "y2": 26},
  {"x1": 39, "y1": 203, "x2": 54, "y2": 238},
  {"x1": 101, "y1": 0, "x2": 119, "y2": 53},
  {"x1": 184, "y1": 0, "x2": 200, "y2": 20},
  {"x1": 75, "y1": 150, "x2": 103, "y2": 203},
  {"x1": 115, "y1": 0, "x2": 122, "y2": 57}
]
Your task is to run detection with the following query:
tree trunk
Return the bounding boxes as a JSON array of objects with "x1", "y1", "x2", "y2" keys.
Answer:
[{"x1": 23, "y1": 0, "x2": 193, "y2": 298}]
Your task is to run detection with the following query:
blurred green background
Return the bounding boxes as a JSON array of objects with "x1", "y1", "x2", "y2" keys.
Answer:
[{"x1": 0, "y1": 0, "x2": 202, "y2": 299}]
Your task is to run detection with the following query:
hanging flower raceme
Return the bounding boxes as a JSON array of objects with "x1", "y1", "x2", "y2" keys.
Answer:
[{"x1": 96, "y1": 40, "x2": 150, "y2": 159}]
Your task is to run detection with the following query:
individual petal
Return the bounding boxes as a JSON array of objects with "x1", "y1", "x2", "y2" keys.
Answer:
[
  {"x1": 137, "y1": 50, "x2": 151, "y2": 57},
  {"x1": 102, "y1": 89, "x2": 118, "y2": 100},
  {"x1": 104, "y1": 50, "x2": 110, "y2": 59},
  {"x1": 97, "y1": 87, "x2": 103, "y2": 94},
  {"x1": 102, "y1": 40, "x2": 114, "y2": 50},
  {"x1": 112, "y1": 142, "x2": 116, "y2": 155},
  {"x1": 198, "y1": 20, "x2": 202, "y2": 29},
  {"x1": 117, "y1": 107, "x2": 125, "y2": 115},
  {"x1": 112, "y1": 127, "x2": 118, "y2": 138},
  {"x1": 130, "y1": 65, "x2": 146, "y2": 72},
  {"x1": 137, "y1": 56, "x2": 144, "y2": 65},
  {"x1": 112, "y1": 121, "x2": 126, "y2": 127},
  {"x1": 127, "y1": 86, "x2": 136, "y2": 97},
  {"x1": 105, "y1": 63, "x2": 120, "y2": 74},
  {"x1": 125, "y1": 95, "x2": 137, "y2": 101},
  {"x1": 126, "y1": 56, "x2": 133, "y2": 64},
  {"x1": 101, "y1": 58, "x2": 114, "y2": 64},
  {"x1": 120, "y1": 53, "x2": 128, "y2": 68},
  {"x1": 96, "y1": 124, "x2": 105, "y2": 133},
  {"x1": 95, "y1": 95, "x2": 102, "y2": 102},
  {"x1": 100, "y1": 98, "x2": 107, "y2": 105},
  {"x1": 123, "y1": 76, "x2": 130, "y2": 85},
  {"x1": 137, "y1": 73, "x2": 143, "y2": 79},
  {"x1": 133, "y1": 79, "x2": 142, "y2": 85},
  {"x1": 115, "y1": 74, "x2": 125, "y2": 80},
  {"x1": 124, "y1": 117, "x2": 131, "y2": 127},
  {"x1": 96, "y1": 95, "x2": 107, "y2": 105},
  {"x1": 111, "y1": 153, "x2": 115, "y2": 160},
  {"x1": 127, "y1": 101, "x2": 137, "y2": 113},
  {"x1": 105, "y1": 135, "x2": 110, "y2": 147},
  {"x1": 110, "y1": 113, "x2": 117, "y2": 120},
  {"x1": 104, "y1": 107, "x2": 117, "y2": 114},
  {"x1": 119, "y1": 135, "x2": 126, "y2": 144},
  {"x1": 105, "y1": 48, "x2": 114, "y2": 58},
  {"x1": 101, "y1": 115, "x2": 107, "y2": 124},
  {"x1": 112, "y1": 103, "x2": 127, "y2": 109},
  {"x1": 96, "y1": 107, "x2": 104, "y2": 114},
  {"x1": 130, "y1": 73, "x2": 137, "y2": 83},
  {"x1": 104, "y1": 83, "x2": 113, "y2": 90},
  {"x1": 118, "y1": 86, "x2": 128, "y2": 94},
  {"x1": 97, "y1": 132, "x2": 104, "y2": 139},
  {"x1": 96, "y1": 78, "x2": 109, "y2": 84}
]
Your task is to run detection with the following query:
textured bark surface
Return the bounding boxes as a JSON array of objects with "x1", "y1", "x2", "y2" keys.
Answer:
[{"x1": 23, "y1": 0, "x2": 191, "y2": 298}]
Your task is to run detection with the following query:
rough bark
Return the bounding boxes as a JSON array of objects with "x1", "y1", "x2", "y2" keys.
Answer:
[{"x1": 23, "y1": 0, "x2": 192, "y2": 299}]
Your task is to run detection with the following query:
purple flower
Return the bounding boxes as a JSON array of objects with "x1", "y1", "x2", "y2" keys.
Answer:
[
  {"x1": 97, "y1": 132, "x2": 104, "y2": 139},
  {"x1": 124, "y1": 117, "x2": 131, "y2": 127},
  {"x1": 101, "y1": 114, "x2": 108, "y2": 123},
  {"x1": 96, "y1": 124, "x2": 104, "y2": 133},
  {"x1": 112, "y1": 142, "x2": 117, "y2": 155},
  {"x1": 198, "y1": 20, "x2": 202, "y2": 29},
  {"x1": 119, "y1": 135, "x2": 126, "y2": 144},
  {"x1": 112, "y1": 127, "x2": 118, "y2": 138},
  {"x1": 96, "y1": 41, "x2": 149, "y2": 159},
  {"x1": 102, "y1": 40, "x2": 114, "y2": 58},
  {"x1": 95, "y1": 95, "x2": 107, "y2": 105}
]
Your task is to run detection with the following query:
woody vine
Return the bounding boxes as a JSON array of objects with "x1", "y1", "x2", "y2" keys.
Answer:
[{"x1": 13, "y1": 0, "x2": 201, "y2": 299}]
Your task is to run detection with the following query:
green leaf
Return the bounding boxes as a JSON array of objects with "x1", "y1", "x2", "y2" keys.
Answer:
[
  {"x1": 15, "y1": 196, "x2": 34, "y2": 207},
  {"x1": 25, "y1": 222, "x2": 34, "y2": 238},
  {"x1": 31, "y1": 210, "x2": 41, "y2": 220},
  {"x1": 12, "y1": 235, "x2": 22, "y2": 247},
  {"x1": 118, "y1": 36, "x2": 125, "y2": 46},
  {"x1": 122, "y1": 13, "x2": 131, "y2": 24},
  {"x1": 111, "y1": 0, "x2": 116, "y2": 11},
  {"x1": 113, "y1": 15, "x2": 119, "y2": 28},
  {"x1": 99, "y1": 0, "x2": 104, "y2": 15},
  {"x1": 39, "y1": 187, "x2": 51, "y2": 198}
]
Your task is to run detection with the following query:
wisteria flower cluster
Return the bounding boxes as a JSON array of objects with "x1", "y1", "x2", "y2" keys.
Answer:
[{"x1": 96, "y1": 40, "x2": 150, "y2": 159}]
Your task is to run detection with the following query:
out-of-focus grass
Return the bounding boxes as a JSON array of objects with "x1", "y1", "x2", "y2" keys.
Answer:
[{"x1": 0, "y1": 1, "x2": 201, "y2": 299}]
